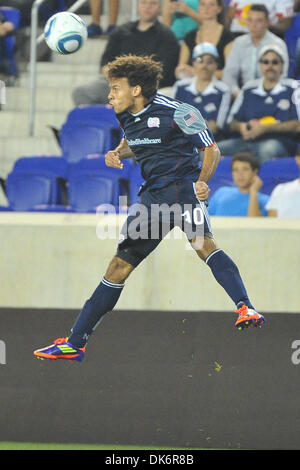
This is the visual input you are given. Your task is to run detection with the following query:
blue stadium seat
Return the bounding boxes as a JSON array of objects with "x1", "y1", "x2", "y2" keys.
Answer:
[
  {"x1": 67, "y1": 156, "x2": 130, "y2": 212},
  {"x1": 4, "y1": 156, "x2": 69, "y2": 211},
  {"x1": 12, "y1": 156, "x2": 68, "y2": 175},
  {"x1": 0, "y1": 7, "x2": 21, "y2": 76},
  {"x1": 259, "y1": 157, "x2": 299, "y2": 195},
  {"x1": 208, "y1": 156, "x2": 233, "y2": 198},
  {"x1": 60, "y1": 105, "x2": 122, "y2": 163},
  {"x1": 284, "y1": 12, "x2": 300, "y2": 78},
  {"x1": 6, "y1": 173, "x2": 56, "y2": 211}
]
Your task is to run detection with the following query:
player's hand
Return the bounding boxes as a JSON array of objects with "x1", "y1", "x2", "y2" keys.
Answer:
[
  {"x1": 245, "y1": 123, "x2": 266, "y2": 140},
  {"x1": 195, "y1": 181, "x2": 210, "y2": 201},
  {"x1": 249, "y1": 175, "x2": 263, "y2": 193},
  {"x1": 105, "y1": 150, "x2": 124, "y2": 170}
]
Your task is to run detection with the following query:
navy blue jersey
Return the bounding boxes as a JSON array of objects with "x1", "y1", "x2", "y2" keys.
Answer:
[
  {"x1": 116, "y1": 93, "x2": 215, "y2": 190},
  {"x1": 228, "y1": 78, "x2": 300, "y2": 123}
]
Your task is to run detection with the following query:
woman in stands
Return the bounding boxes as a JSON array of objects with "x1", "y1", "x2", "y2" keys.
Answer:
[{"x1": 175, "y1": 0, "x2": 234, "y2": 80}]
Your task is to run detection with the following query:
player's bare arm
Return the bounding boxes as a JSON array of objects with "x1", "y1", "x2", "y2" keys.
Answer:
[
  {"x1": 195, "y1": 143, "x2": 221, "y2": 201},
  {"x1": 105, "y1": 138, "x2": 134, "y2": 170}
]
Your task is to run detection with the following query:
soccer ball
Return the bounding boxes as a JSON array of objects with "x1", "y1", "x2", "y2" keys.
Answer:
[{"x1": 44, "y1": 12, "x2": 87, "y2": 55}]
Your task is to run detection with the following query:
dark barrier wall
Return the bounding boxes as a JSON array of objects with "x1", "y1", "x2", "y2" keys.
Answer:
[{"x1": 0, "y1": 308, "x2": 300, "y2": 450}]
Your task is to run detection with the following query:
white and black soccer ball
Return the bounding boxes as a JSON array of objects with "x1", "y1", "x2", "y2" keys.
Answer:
[{"x1": 44, "y1": 11, "x2": 87, "y2": 55}]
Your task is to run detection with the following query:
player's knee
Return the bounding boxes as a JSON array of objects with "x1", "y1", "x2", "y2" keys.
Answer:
[
  {"x1": 105, "y1": 256, "x2": 134, "y2": 284},
  {"x1": 195, "y1": 237, "x2": 218, "y2": 261}
]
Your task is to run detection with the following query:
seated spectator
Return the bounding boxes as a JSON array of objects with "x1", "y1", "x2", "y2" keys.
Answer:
[
  {"x1": 218, "y1": 45, "x2": 300, "y2": 163},
  {"x1": 227, "y1": 0, "x2": 294, "y2": 38},
  {"x1": 162, "y1": 0, "x2": 201, "y2": 42},
  {"x1": 0, "y1": 9, "x2": 14, "y2": 37},
  {"x1": 0, "y1": 6, "x2": 18, "y2": 85},
  {"x1": 175, "y1": 0, "x2": 234, "y2": 80},
  {"x1": 87, "y1": 0, "x2": 120, "y2": 38},
  {"x1": 208, "y1": 152, "x2": 269, "y2": 216},
  {"x1": 173, "y1": 42, "x2": 231, "y2": 140},
  {"x1": 222, "y1": 4, "x2": 289, "y2": 97},
  {"x1": 73, "y1": 0, "x2": 179, "y2": 106},
  {"x1": 266, "y1": 150, "x2": 300, "y2": 218}
]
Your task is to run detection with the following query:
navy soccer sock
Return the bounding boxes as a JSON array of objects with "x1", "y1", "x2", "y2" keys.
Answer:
[
  {"x1": 68, "y1": 277, "x2": 125, "y2": 348},
  {"x1": 205, "y1": 249, "x2": 254, "y2": 309}
]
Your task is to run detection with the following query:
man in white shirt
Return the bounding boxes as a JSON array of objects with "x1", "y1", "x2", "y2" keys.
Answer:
[
  {"x1": 228, "y1": 0, "x2": 294, "y2": 37},
  {"x1": 223, "y1": 4, "x2": 289, "y2": 97},
  {"x1": 266, "y1": 153, "x2": 300, "y2": 218}
]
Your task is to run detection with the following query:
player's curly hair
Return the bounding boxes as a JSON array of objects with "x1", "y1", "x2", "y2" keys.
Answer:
[{"x1": 106, "y1": 54, "x2": 163, "y2": 99}]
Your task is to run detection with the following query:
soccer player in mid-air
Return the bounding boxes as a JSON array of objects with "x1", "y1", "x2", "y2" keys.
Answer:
[{"x1": 34, "y1": 55, "x2": 265, "y2": 362}]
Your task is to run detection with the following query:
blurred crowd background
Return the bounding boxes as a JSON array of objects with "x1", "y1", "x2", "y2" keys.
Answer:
[{"x1": 0, "y1": 0, "x2": 300, "y2": 218}]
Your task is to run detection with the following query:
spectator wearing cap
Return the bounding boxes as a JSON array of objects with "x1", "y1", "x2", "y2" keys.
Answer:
[
  {"x1": 223, "y1": 4, "x2": 289, "y2": 98},
  {"x1": 173, "y1": 42, "x2": 231, "y2": 140},
  {"x1": 218, "y1": 44, "x2": 300, "y2": 163},
  {"x1": 266, "y1": 147, "x2": 300, "y2": 218}
]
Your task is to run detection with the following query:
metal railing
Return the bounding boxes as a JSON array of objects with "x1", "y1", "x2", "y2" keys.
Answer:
[{"x1": 28, "y1": 0, "x2": 139, "y2": 137}]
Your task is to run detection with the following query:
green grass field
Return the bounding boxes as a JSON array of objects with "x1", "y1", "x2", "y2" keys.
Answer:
[{"x1": 0, "y1": 442, "x2": 206, "y2": 450}]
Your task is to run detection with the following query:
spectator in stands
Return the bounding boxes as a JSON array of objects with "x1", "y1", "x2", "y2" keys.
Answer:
[
  {"x1": 227, "y1": 0, "x2": 294, "y2": 38},
  {"x1": 162, "y1": 0, "x2": 201, "y2": 42},
  {"x1": 175, "y1": 0, "x2": 234, "y2": 80},
  {"x1": 266, "y1": 149, "x2": 300, "y2": 218},
  {"x1": 0, "y1": 7, "x2": 17, "y2": 85},
  {"x1": 218, "y1": 45, "x2": 300, "y2": 163},
  {"x1": 222, "y1": 4, "x2": 289, "y2": 98},
  {"x1": 73, "y1": 0, "x2": 179, "y2": 106},
  {"x1": 208, "y1": 151, "x2": 269, "y2": 216},
  {"x1": 87, "y1": 0, "x2": 120, "y2": 38},
  {"x1": 174, "y1": 42, "x2": 231, "y2": 140},
  {"x1": 0, "y1": 9, "x2": 14, "y2": 36}
]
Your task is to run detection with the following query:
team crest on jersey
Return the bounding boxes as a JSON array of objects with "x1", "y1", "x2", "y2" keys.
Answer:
[
  {"x1": 204, "y1": 103, "x2": 217, "y2": 113},
  {"x1": 277, "y1": 99, "x2": 290, "y2": 111},
  {"x1": 147, "y1": 117, "x2": 160, "y2": 128}
]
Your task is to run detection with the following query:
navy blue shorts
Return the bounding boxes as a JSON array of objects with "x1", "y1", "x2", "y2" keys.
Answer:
[{"x1": 116, "y1": 179, "x2": 213, "y2": 267}]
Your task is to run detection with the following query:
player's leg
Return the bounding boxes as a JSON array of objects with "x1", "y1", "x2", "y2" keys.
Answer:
[
  {"x1": 34, "y1": 208, "x2": 164, "y2": 361},
  {"x1": 33, "y1": 256, "x2": 134, "y2": 362},
  {"x1": 181, "y1": 180, "x2": 265, "y2": 330},
  {"x1": 66, "y1": 256, "x2": 135, "y2": 350},
  {"x1": 56, "y1": 236, "x2": 162, "y2": 355},
  {"x1": 194, "y1": 236, "x2": 265, "y2": 330}
]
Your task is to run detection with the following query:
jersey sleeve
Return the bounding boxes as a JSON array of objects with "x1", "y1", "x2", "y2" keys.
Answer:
[{"x1": 173, "y1": 102, "x2": 216, "y2": 149}]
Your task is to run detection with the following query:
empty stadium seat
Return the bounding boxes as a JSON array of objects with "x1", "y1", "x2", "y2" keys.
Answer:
[
  {"x1": 259, "y1": 157, "x2": 299, "y2": 195},
  {"x1": 60, "y1": 105, "x2": 122, "y2": 163},
  {"x1": 67, "y1": 156, "x2": 131, "y2": 212},
  {"x1": 4, "y1": 156, "x2": 69, "y2": 211}
]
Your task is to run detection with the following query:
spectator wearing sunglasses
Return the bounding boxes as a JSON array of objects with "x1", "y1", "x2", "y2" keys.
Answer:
[{"x1": 217, "y1": 45, "x2": 300, "y2": 163}]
